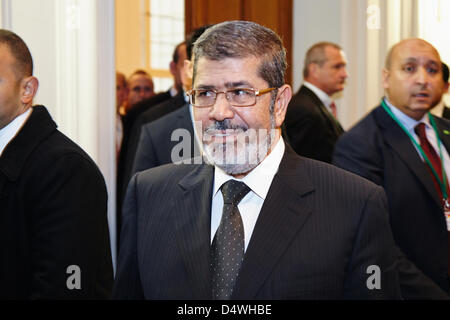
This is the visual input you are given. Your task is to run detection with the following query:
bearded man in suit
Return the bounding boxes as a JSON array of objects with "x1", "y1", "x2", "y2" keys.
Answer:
[{"x1": 113, "y1": 21, "x2": 400, "y2": 300}]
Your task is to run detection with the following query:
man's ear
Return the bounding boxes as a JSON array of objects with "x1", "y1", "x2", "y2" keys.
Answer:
[
  {"x1": 184, "y1": 59, "x2": 193, "y2": 79},
  {"x1": 382, "y1": 68, "x2": 390, "y2": 90},
  {"x1": 21, "y1": 76, "x2": 39, "y2": 104},
  {"x1": 169, "y1": 61, "x2": 177, "y2": 77},
  {"x1": 274, "y1": 84, "x2": 292, "y2": 127},
  {"x1": 308, "y1": 63, "x2": 318, "y2": 78}
]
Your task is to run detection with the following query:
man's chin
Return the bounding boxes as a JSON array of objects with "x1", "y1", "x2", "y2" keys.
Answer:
[{"x1": 202, "y1": 144, "x2": 266, "y2": 176}]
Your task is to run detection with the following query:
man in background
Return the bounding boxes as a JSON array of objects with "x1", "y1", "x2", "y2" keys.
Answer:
[
  {"x1": 431, "y1": 62, "x2": 450, "y2": 119},
  {"x1": 0, "y1": 29, "x2": 113, "y2": 299},
  {"x1": 115, "y1": 71, "x2": 128, "y2": 159},
  {"x1": 333, "y1": 39, "x2": 450, "y2": 298},
  {"x1": 284, "y1": 42, "x2": 347, "y2": 163},
  {"x1": 116, "y1": 41, "x2": 188, "y2": 246},
  {"x1": 125, "y1": 69, "x2": 155, "y2": 111}
]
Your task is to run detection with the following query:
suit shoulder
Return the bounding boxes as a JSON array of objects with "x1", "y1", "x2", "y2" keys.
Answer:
[
  {"x1": 299, "y1": 156, "x2": 382, "y2": 194},
  {"x1": 337, "y1": 108, "x2": 379, "y2": 143},
  {"x1": 31, "y1": 130, "x2": 103, "y2": 177},
  {"x1": 134, "y1": 162, "x2": 201, "y2": 186}
]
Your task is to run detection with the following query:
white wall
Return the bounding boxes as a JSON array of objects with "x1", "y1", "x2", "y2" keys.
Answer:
[
  {"x1": 292, "y1": 0, "x2": 426, "y2": 129},
  {"x1": 292, "y1": 0, "x2": 341, "y2": 92}
]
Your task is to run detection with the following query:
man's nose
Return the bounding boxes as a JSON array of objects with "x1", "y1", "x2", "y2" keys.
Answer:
[
  {"x1": 208, "y1": 92, "x2": 235, "y2": 121},
  {"x1": 415, "y1": 67, "x2": 430, "y2": 85},
  {"x1": 341, "y1": 67, "x2": 349, "y2": 79}
]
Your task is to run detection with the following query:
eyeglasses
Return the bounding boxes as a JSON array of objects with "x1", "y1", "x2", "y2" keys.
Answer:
[{"x1": 187, "y1": 87, "x2": 277, "y2": 107}]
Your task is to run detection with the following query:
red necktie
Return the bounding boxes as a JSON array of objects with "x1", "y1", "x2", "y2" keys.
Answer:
[
  {"x1": 330, "y1": 101, "x2": 337, "y2": 118},
  {"x1": 414, "y1": 123, "x2": 450, "y2": 277}
]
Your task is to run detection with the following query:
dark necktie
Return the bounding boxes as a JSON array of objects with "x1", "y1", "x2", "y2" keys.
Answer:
[
  {"x1": 414, "y1": 123, "x2": 450, "y2": 277},
  {"x1": 211, "y1": 180, "x2": 251, "y2": 300},
  {"x1": 330, "y1": 101, "x2": 337, "y2": 118}
]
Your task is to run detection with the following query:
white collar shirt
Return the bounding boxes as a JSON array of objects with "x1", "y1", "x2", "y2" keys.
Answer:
[
  {"x1": 211, "y1": 138, "x2": 285, "y2": 251},
  {"x1": 303, "y1": 81, "x2": 333, "y2": 113},
  {"x1": 0, "y1": 109, "x2": 32, "y2": 156}
]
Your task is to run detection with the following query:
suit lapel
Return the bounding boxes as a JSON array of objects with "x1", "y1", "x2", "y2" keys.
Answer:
[
  {"x1": 434, "y1": 116, "x2": 450, "y2": 154},
  {"x1": 302, "y1": 86, "x2": 344, "y2": 135},
  {"x1": 375, "y1": 106, "x2": 442, "y2": 207},
  {"x1": 232, "y1": 147, "x2": 315, "y2": 299},
  {"x1": 175, "y1": 105, "x2": 202, "y2": 162},
  {"x1": 175, "y1": 164, "x2": 214, "y2": 299}
]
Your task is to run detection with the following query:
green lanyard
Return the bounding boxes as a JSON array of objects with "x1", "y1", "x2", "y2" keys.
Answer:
[{"x1": 381, "y1": 99, "x2": 448, "y2": 202}]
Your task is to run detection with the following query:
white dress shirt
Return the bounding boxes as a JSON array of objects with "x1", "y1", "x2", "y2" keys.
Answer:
[
  {"x1": 0, "y1": 109, "x2": 32, "y2": 156},
  {"x1": 303, "y1": 81, "x2": 334, "y2": 114},
  {"x1": 211, "y1": 138, "x2": 285, "y2": 251}
]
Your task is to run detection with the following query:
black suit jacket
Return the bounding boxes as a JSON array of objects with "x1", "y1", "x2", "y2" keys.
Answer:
[
  {"x1": 0, "y1": 106, "x2": 113, "y2": 299},
  {"x1": 116, "y1": 93, "x2": 187, "y2": 245},
  {"x1": 442, "y1": 106, "x2": 450, "y2": 120},
  {"x1": 116, "y1": 91, "x2": 172, "y2": 217},
  {"x1": 131, "y1": 104, "x2": 200, "y2": 176},
  {"x1": 284, "y1": 85, "x2": 344, "y2": 163},
  {"x1": 113, "y1": 145, "x2": 401, "y2": 299},
  {"x1": 333, "y1": 104, "x2": 450, "y2": 297},
  {"x1": 124, "y1": 92, "x2": 187, "y2": 183}
]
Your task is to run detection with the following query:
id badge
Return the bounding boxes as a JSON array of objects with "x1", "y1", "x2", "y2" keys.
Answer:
[{"x1": 444, "y1": 199, "x2": 450, "y2": 231}]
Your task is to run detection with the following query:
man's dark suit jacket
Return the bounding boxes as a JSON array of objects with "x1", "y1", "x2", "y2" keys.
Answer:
[
  {"x1": 442, "y1": 105, "x2": 450, "y2": 120},
  {"x1": 116, "y1": 93, "x2": 186, "y2": 245},
  {"x1": 124, "y1": 92, "x2": 187, "y2": 183},
  {"x1": 284, "y1": 85, "x2": 344, "y2": 163},
  {"x1": 113, "y1": 145, "x2": 401, "y2": 299},
  {"x1": 131, "y1": 104, "x2": 200, "y2": 176},
  {"x1": 333, "y1": 104, "x2": 450, "y2": 297},
  {"x1": 116, "y1": 91, "x2": 172, "y2": 215},
  {"x1": 0, "y1": 106, "x2": 113, "y2": 299}
]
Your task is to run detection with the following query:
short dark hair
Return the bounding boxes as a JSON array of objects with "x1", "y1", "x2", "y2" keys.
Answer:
[
  {"x1": 442, "y1": 62, "x2": 449, "y2": 83},
  {"x1": 192, "y1": 21, "x2": 287, "y2": 89},
  {"x1": 128, "y1": 69, "x2": 152, "y2": 80},
  {"x1": 186, "y1": 24, "x2": 213, "y2": 61},
  {"x1": 0, "y1": 29, "x2": 33, "y2": 79}
]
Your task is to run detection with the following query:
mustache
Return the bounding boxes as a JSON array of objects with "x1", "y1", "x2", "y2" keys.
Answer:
[{"x1": 204, "y1": 120, "x2": 248, "y2": 133}]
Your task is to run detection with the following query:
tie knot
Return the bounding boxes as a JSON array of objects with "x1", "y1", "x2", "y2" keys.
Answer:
[
  {"x1": 220, "y1": 180, "x2": 251, "y2": 205},
  {"x1": 414, "y1": 122, "x2": 427, "y2": 138}
]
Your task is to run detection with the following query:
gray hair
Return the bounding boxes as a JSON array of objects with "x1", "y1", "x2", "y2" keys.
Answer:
[
  {"x1": 192, "y1": 20, "x2": 287, "y2": 89},
  {"x1": 303, "y1": 42, "x2": 342, "y2": 78}
]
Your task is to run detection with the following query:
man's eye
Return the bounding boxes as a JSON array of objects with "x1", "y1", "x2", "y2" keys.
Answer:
[
  {"x1": 427, "y1": 67, "x2": 438, "y2": 74},
  {"x1": 196, "y1": 90, "x2": 214, "y2": 98},
  {"x1": 231, "y1": 89, "x2": 252, "y2": 97},
  {"x1": 404, "y1": 65, "x2": 416, "y2": 72}
]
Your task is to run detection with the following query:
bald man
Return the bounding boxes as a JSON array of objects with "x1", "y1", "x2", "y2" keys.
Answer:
[{"x1": 333, "y1": 39, "x2": 450, "y2": 298}]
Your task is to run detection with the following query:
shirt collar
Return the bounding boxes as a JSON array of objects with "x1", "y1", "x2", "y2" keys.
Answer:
[
  {"x1": 383, "y1": 97, "x2": 430, "y2": 132},
  {"x1": 169, "y1": 86, "x2": 178, "y2": 97},
  {"x1": 0, "y1": 108, "x2": 32, "y2": 156},
  {"x1": 304, "y1": 81, "x2": 332, "y2": 108},
  {"x1": 213, "y1": 137, "x2": 285, "y2": 200}
]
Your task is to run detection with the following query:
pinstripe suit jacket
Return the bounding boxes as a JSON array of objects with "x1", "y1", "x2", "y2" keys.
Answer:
[{"x1": 113, "y1": 146, "x2": 401, "y2": 299}]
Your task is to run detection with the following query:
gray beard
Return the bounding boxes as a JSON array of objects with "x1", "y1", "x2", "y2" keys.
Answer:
[{"x1": 202, "y1": 113, "x2": 277, "y2": 175}]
